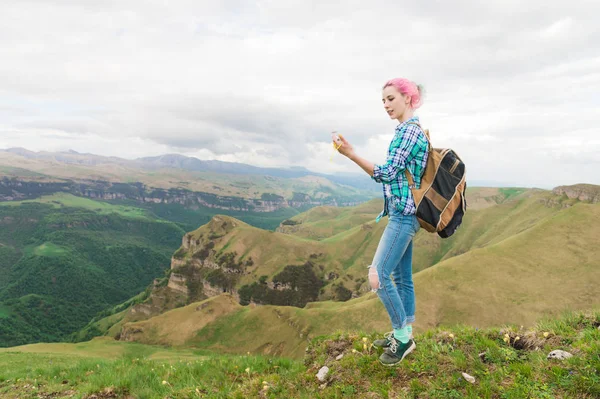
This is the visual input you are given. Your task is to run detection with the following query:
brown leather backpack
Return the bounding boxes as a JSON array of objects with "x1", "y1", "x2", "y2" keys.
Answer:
[{"x1": 405, "y1": 124, "x2": 467, "y2": 238}]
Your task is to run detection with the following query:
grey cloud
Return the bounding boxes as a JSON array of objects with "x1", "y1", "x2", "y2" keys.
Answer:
[
  {"x1": 153, "y1": 136, "x2": 234, "y2": 155},
  {"x1": 0, "y1": 0, "x2": 599, "y2": 186}
]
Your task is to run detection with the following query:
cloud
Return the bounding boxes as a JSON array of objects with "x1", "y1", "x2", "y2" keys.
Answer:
[{"x1": 0, "y1": 0, "x2": 599, "y2": 188}]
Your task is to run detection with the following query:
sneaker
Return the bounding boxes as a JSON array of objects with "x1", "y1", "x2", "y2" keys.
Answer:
[
  {"x1": 372, "y1": 331, "x2": 413, "y2": 349},
  {"x1": 372, "y1": 331, "x2": 394, "y2": 348},
  {"x1": 378, "y1": 337, "x2": 416, "y2": 366}
]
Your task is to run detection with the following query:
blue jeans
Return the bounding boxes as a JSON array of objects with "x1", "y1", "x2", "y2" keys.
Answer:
[{"x1": 368, "y1": 206, "x2": 420, "y2": 329}]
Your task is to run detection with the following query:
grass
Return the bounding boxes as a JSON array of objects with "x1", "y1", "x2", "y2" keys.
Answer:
[
  {"x1": 0, "y1": 193, "x2": 151, "y2": 220},
  {"x1": 1, "y1": 310, "x2": 598, "y2": 398},
  {"x1": 498, "y1": 187, "x2": 528, "y2": 200},
  {"x1": 102, "y1": 197, "x2": 600, "y2": 359},
  {"x1": 0, "y1": 338, "x2": 304, "y2": 399},
  {"x1": 31, "y1": 242, "x2": 68, "y2": 257}
]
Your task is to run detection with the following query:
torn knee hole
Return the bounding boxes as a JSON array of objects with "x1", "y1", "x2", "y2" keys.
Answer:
[{"x1": 368, "y1": 266, "x2": 380, "y2": 291}]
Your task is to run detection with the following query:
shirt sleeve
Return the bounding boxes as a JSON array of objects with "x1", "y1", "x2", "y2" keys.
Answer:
[{"x1": 372, "y1": 124, "x2": 422, "y2": 184}]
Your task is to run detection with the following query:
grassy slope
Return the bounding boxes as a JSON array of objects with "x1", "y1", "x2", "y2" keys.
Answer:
[
  {"x1": 277, "y1": 188, "x2": 530, "y2": 240},
  {"x1": 276, "y1": 188, "x2": 539, "y2": 274},
  {"x1": 174, "y1": 188, "x2": 543, "y2": 290},
  {"x1": 414, "y1": 201, "x2": 600, "y2": 329},
  {"x1": 187, "y1": 216, "x2": 326, "y2": 286},
  {"x1": 1, "y1": 310, "x2": 598, "y2": 398},
  {"x1": 0, "y1": 192, "x2": 150, "y2": 219},
  {"x1": 107, "y1": 197, "x2": 600, "y2": 359},
  {"x1": 8, "y1": 192, "x2": 306, "y2": 231}
]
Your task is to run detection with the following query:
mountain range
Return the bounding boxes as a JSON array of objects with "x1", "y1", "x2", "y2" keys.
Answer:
[
  {"x1": 1, "y1": 146, "x2": 598, "y2": 362},
  {"x1": 74, "y1": 185, "x2": 600, "y2": 359}
]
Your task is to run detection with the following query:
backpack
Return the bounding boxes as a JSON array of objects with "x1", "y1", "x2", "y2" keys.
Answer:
[{"x1": 404, "y1": 124, "x2": 467, "y2": 238}]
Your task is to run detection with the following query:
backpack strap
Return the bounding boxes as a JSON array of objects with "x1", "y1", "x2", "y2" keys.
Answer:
[
  {"x1": 404, "y1": 122, "x2": 431, "y2": 188},
  {"x1": 406, "y1": 122, "x2": 431, "y2": 151}
]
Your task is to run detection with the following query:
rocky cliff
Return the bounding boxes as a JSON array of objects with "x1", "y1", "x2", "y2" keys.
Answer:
[
  {"x1": 0, "y1": 177, "x2": 348, "y2": 212},
  {"x1": 118, "y1": 220, "x2": 248, "y2": 335},
  {"x1": 552, "y1": 184, "x2": 600, "y2": 203}
]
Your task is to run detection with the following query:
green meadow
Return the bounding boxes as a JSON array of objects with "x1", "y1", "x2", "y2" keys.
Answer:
[{"x1": 1, "y1": 310, "x2": 598, "y2": 398}]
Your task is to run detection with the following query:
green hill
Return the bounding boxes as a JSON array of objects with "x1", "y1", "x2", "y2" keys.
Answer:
[
  {"x1": 0, "y1": 195, "x2": 185, "y2": 347},
  {"x1": 1, "y1": 309, "x2": 598, "y2": 398},
  {"x1": 74, "y1": 185, "x2": 600, "y2": 360}
]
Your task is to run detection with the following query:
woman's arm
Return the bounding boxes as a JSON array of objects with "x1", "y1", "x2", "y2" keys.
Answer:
[{"x1": 335, "y1": 125, "x2": 422, "y2": 182}]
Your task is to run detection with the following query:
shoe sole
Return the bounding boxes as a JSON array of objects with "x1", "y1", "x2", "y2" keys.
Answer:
[{"x1": 379, "y1": 341, "x2": 416, "y2": 367}]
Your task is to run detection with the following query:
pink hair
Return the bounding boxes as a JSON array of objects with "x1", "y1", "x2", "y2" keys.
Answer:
[{"x1": 382, "y1": 78, "x2": 424, "y2": 109}]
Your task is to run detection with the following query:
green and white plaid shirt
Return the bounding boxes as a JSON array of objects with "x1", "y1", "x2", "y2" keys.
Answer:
[{"x1": 372, "y1": 116, "x2": 429, "y2": 222}]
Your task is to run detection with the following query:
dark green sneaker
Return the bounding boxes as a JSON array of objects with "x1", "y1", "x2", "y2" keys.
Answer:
[
  {"x1": 373, "y1": 331, "x2": 413, "y2": 349},
  {"x1": 378, "y1": 338, "x2": 416, "y2": 366},
  {"x1": 372, "y1": 331, "x2": 394, "y2": 348}
]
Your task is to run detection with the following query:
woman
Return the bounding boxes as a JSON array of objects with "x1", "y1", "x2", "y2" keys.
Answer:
[{"x1": 334, "y1": 78, "x2": 429, "y2": 366}]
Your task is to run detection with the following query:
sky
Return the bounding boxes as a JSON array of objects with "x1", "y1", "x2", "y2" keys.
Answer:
[{"x1": 0, "y1": 0, "x2": 599, "y2": 188}]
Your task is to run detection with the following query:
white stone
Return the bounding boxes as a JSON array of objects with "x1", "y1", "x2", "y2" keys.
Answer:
[
  {"x1": 547, "y1": 350, "x2": 573, "y2": 360},
  {"x1": 316, "y1": 366, "x2": 329, "y2": 382},
  {"x1": 461, "y1": 372, "x2": 476, "y2": 384},
  {"x1": 335, "y1": 354, "x2": 344, "y2": 361}
]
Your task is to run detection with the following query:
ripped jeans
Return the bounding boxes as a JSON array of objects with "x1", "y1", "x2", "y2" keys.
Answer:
[{"x1": 368, "y1": 206, "x2": 420, "y2": 329}]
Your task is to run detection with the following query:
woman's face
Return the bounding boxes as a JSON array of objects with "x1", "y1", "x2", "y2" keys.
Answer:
[{"x1": 382, "y1": 86, "x2": 410, "y2": 120}]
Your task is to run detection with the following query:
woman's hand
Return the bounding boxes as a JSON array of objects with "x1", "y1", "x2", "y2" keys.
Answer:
[{"x1": 332, "y1": 133, "x2": 355, "y2": 159}]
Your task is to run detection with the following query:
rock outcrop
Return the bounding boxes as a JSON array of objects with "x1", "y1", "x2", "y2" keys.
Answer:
[
  {"x1": 0, "y1": 177, "x2": 348, "y2": 212},
  {"x1": 552, "y1": 184, "x2": 600, "y2": 203}
]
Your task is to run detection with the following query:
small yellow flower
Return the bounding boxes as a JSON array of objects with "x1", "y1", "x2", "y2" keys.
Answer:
[
  {"x1": 543, "y1": 332, "x2": 549, "y2": 338},
  {"x1": 515, "y1": 336, "x2": 520, "y2": 341},
  {"x1": 263, "y1": 385, "x2": 269, "y2": 390},
  {"x1": 503, "y1": 337, "x2": 509, "y2": 343},
  {"x1": 162, "y1": 380, "x2": 168, "y2": 385},
  {"x1": 262, "y1": 381, "x2": 268, "y2": 385},
  {"x1": 352, "y1": 349, "x2": 357, "y2": 353},
  {"x1": 504, "y1": 334, "x2": 510, "y2": 339},
  {"x1": 245, "y1": 367, "x2": 250, "y2": 373},
  {"x1": 449, "y1": 334, "x2": 454, "y2": 339},
  {"x1": 362, "y1": 337, "x2": 368, "y2": 343},
  {"x1": 363, "y1": 344, "x2": 367, "y2": 350}
]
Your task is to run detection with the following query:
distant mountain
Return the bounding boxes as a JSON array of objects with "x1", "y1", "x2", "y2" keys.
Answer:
[
  {"x1": 1, "y1": 148, "x2": 379, "y2": 192},
  {"x1": 3, "y1": 147, "x2": 126, "y2": 166},
  {"x1": 1, "y1": 148, "x2": 530, "y2": 191}
]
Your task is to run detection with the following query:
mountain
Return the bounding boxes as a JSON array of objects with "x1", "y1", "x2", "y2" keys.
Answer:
[
  {"x1": 0, "y1": 147, "x2": 379, "y2": 193},
  {"x1": 75, "y1": 184, "x2": 600, "y2": 359},
  {"x1": 0, "y1": 148, "x2": 379, "y2": 221},
  {"x1": 0, "y1": 194, "x2": 185, "y2": 347}
]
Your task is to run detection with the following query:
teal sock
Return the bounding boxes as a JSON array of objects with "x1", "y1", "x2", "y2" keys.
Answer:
[
  {"x1": 393, "y1": 327, "x2": 410, "y2": 344},
  {"x1": 407, "y1": 325, "x2": 413, "y2": 337}
]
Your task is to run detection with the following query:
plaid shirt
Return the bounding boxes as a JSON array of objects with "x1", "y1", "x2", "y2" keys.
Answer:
[{"x1": 372, "y1": 116, "x2": 429, "y2": 222}]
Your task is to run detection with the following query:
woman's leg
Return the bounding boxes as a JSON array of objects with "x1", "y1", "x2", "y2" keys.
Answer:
[
  {"x1": 368, "y1": 214, "x2": 418, "y2": 330},
  {"x1": 391, "y1": 239, "x2": 415, "y2": 326}
]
